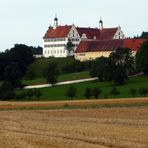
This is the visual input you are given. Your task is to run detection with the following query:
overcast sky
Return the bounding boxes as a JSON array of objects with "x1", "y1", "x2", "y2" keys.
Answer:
[{"x1": 0, "y1": 0, "x2": 148, "y2": 51}]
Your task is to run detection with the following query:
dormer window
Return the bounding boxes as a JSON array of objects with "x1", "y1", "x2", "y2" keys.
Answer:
[
  {"x1": 82, "y1": 33, "x2": 87, "y2": 39},
  {"x1": 93, "y1": 36, "x2": 96, "y2": 40}
]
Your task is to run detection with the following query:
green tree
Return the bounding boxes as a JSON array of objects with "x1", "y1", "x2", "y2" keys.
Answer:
[
  {"x1": 93, "y1": 87, "x2": 102, "y2": 99},
  {"x1": 84, "y1": 87, "x2": 92, "y2": 99},
  {"x1": 34, "y1": 89, "x2": 42, "y2": 99},
  {"x1": 90, "y1": 57, "x2": 112, "y2": 81},
  {"x1": 136, "y1": 41, "x2": 148, "y2": 74},
  {"x1": 109, "y1": 48, "x2": 134, "y2": 85},
  {"x1": 110, "y1": 86, "x2": 120, "y2": 96},
  {"x1": 129, "y1": 88, "x2": 137, "y2": 97},
  {"x1": 25, "y1": 67, "x2": 36, "y2": 80},
  {"x1": 0, "y1": 82, "x2": 15, "y2": 100},
  {"x1": 65, "y1": 86, "x2": 77, "y2": 99},
  {"x1": 139, "y1": 88, "x2": 148, "y2": 96},
  {"x1": 65, "y1": 39, "x2": 75, "y2": 56},
  {"x1": 27, "y1": 89, "x2": 34, "y2": 100},
  {"x1": 46, "y1": 62, "x2": 59, "y2": 86},
  {"x1": 4, "y1": 62, "x2": 22, "y2": 87}
]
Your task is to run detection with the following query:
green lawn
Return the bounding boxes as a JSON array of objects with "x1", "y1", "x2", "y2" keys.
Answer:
[
  {"x1": 22, "y1": 71, "x2": 90, "y2": 85},
  {"x1": 19, "y1": 76, "x2": 148, "y2": 101}
]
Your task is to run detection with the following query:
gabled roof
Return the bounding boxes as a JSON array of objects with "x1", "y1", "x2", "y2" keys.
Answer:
[
  {"x1": 76, "y1": 27, "x2": 100, "y2": 39},
  {"x1": 124, "y1": 39, "x2": 145, "y2": 51},
  {"x1": 75, "y1": 39, "x2": 145, "y2": 53},
  {"x1": 76, "y1": 27, "x2": 118, "y2": 40},
  {"x1": 43, "y1": 25, "x2": 72, "y2": 39},
  {"x1": 99, "y1": 28, "x2": 118, "y2": 40},
  {"x1": 75, "y1": 40, "x2": 124, "y2": 53}
]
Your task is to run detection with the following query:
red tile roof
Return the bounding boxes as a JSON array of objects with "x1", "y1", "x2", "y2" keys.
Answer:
[
  {"x1": 43, "y1": 25, "x2": 72, "y2": 38},
  {"x1": 123, "y1": 39, "x2": 145, "y2": 51},
  {"x1": 44, "y1": 25, "x2": 118, "y2": 40},
  {"x1": 76, "y1": 27, "x2": 118, "y2": 40},
  {"x1": 76, "y1": 27, "x2": 100, "y2": 39},
  {"x1": 75, "y1": 39, "x2": 145, "y2": 53},
  {"x1": 75, "y1": 40, "x2": 124, "y2": 53},
  {"x1": 99, "y1": 28, "x2": 118, "y2": 40}
]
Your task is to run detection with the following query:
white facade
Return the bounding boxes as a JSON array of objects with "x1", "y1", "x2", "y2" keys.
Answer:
[
  {"x1": 113, "y1": 26, "x2": 125, "y2": 39},
  {"x1": 43, "y1": 25, "x2": 81, "y2": 58}
]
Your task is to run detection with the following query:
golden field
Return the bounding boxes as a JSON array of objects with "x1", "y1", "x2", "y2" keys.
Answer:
[{"x1": 0, "y1": 106, "x2": 148, "y2": 148}]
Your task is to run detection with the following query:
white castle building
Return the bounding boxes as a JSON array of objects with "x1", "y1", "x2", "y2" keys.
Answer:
[{"x1": 43, "y1": 17, "x2": 125, "y2": 58}]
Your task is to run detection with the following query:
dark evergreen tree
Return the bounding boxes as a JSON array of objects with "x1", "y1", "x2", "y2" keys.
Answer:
[
  {"x1": 93, "y1": 87, "x2": 102, "y2": 99},
  {"x1": 65, "y1": 86, "x2": 77, "y2": 99},
  {"x1": 136, "y1": 41, "x2": 148, "y2": 74},
  {"x1": 4, "y1": 62, "x2": 22, "y2": 87},
  {"x1": 84, "y1": 87, "x2": 92, "y2": 99},
  {"x1": 46, "y1": 62, "x2": 59, "y2": 86}
]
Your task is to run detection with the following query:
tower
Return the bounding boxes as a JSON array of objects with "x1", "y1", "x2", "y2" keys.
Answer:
[
  {"x1": 99, "y1": 17, "x2": 103, "y2": 30},
  {"x1": 53, "y1": 15, "x2": 58, "y2": 29}
]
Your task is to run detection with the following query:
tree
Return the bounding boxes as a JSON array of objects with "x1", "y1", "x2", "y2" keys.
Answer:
[
  {"x1": 27, "y1": 89, "x2": 34, "y2": 99},
  {"x1": 25, "y1": 67, "x2": 36, "y2": 80},
  {"x1": 65, "y1": 86, "x2": 77, "y2": 99},
  {"x1": 34, "y1": 89, "x2": 42, "y2": 99},
  {"x1": 0, "y1": 82, "x2": 15, "y2": 100},
  {"x1": 84, "y1": 87, "x2": 92, "y2": 99},
  {"x1": 9, "y1": 44, "x2": 34, "y2": 74},
  {"x1": 109, "y1": 48, "x2": 134, "y2": 85},
  {"x1": 93, "y1": 87, "x2": 102, "y2": 99},
  {"x1": 65, "y1": 39, "x2": 75, "y2": 56},
  {"x1": 139, "y1": 88, "x2": 148, "y2": 96},
  {"x1": 46, "y1": 62, "x2": 59, "y2": 86},
  {"x1": 136, "y1": 41, "x2": 148, "y2": 74},
  {"x1": 90, "y1": 57, "x2": 112, "y2": 81},
  {"x1": 110, "y1": 86, "x2": 120, "y2": 96},
  {"x1": 129, "y1": 88, "x2": 137, "y2": 97},
  {"x1": 4, "y1": 62, "x2": 22, "y2": 87}
]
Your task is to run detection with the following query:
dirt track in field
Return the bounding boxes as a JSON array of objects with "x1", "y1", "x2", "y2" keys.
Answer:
[
  {"x1": 0, "y1": 107, "x2": 148, "y2": 148},
  {"x1": 0, "y1": 97, "x2": 148, "y2": 109}
]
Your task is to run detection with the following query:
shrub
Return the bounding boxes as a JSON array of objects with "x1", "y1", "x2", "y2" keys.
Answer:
[
  {"x1": 110, "y1": 86, "x2": 120, "y2": 96},
  {"x1": 65, "y1": 86, "x2": 77, "y2": 99},
  {"x1": 93, "y1": 87, "x2": 102, "y2": 99},
  {"x1": 129, "y1": 88, "x2": 137, "y2": 97},
  {"x1": 84, "y1": 87, "x2": 92, "y2": 99},
  {"x1": 139, "y1": 87, "x2": 148, "y2": 96}
]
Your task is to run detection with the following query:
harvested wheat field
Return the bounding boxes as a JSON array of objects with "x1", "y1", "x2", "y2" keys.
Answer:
[{"x1": 0, "y1": 107, "x2": 148, "y2": 148}]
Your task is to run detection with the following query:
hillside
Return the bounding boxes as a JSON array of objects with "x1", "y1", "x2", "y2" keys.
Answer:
[{"x1": 18, "y1": 75, "x2": 148, "y2": 101}]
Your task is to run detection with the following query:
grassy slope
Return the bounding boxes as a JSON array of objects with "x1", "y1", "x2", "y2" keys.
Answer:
[
  {"x1": 22, "y1": 71, "x2": 90, "y2": 85},
  {"x1": 20, "y1": 76, "x2": 148, "y2": 101},
  {"x1": 26, "y1": 57, "x2": 76, "y2": 78}
]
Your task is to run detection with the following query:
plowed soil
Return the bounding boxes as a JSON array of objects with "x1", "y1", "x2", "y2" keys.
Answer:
[{"x1": 0, "y1": 106, "x2": 148, "y2": 148}]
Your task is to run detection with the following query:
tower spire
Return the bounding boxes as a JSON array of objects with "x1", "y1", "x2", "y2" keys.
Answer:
[
  {"x1": 53, "y1": 14, "x2": 58, "y2": 29},
  {"x1": 99, "y1": 17, "x2": 103, "y2": 30}
]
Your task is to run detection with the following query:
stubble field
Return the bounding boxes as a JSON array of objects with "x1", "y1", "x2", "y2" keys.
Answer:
[{"x1": 0, "y1": 107, "x2": 148, "y2": 148}]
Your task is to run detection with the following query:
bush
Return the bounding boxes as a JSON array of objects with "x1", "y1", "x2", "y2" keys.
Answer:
[
  {"x1": 129, "y1": 88, "x2": 137, "y2": 97},
  {"x1": 93, "y1": 87, "x2": 102, "y2": 99},
  {"x1": 16, "y1": 91, "x2": 27, "y2": 100},
  {"x1": 139, "y1": 87, "x2": 148, "y2": 96},
  {"x1": 33, "y1": 89, "x2": 42, "y2": 99},
  {"x1": 0, "y1": 81, "x2": 15, "y2": 100},
  {"x1": 110, "y1": 86, "x2": 120, "y2": 96},
  {"x1": 65, "y1": 86, "x2": 77, "y2": 99},
  {"x1": 84, "y1": 87, "x2": 92, "y2": 99}
]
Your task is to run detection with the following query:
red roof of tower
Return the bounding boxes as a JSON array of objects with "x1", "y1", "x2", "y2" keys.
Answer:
[{"x1": 43, "y1": 25, "x2": 72, "y2": 38}]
